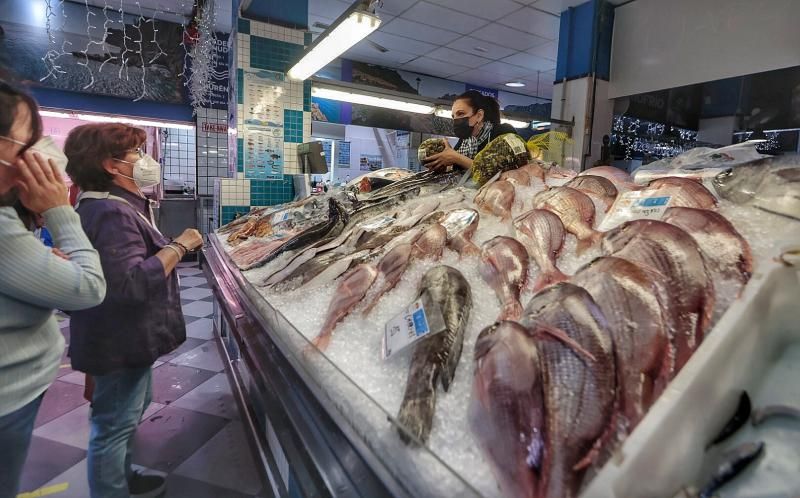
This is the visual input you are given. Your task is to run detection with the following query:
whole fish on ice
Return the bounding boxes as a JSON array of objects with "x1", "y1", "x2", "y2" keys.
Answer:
[
  {"x1": 475, "y1": 179, "x2": 515, "y2": 221},
  {"x1": 663, "y1": 206, "x2": 752, "y2": 322},
  {"x1": 479, "y1": 236, "x2": 530, "y2": 321},
  {"x1": 362, "y1": 243, "x2": 413, "y2": 315},
  {"x1": 441, "y1": 208, "x2": 481, "y2": 257},
  {"x1": 602, "y1": 219, "x2": 715, "y2": 372},
  {"x1": 397, "y1": 266, "x2": 472, "y2": 444},
  {"x1": 533, "y1": 187, "x2": 602, "y2": 255},
  {"x1": 513, "y1": 209, "x2": 567, "y2": 292},
  {"x1": 310, "y1": 263, "x2": 378, "y2": 351},
  {"x1": 469, "y1": 321, "x2": 545, "y2": 498},
  {"x1": 579, "y1": 166, "x2": 638, "y2": 191},
  {"x1": 410, "y1": 223, "x2": 448, "y2": 260},
  {"x1": 521, "y1": 283, "x2": 616, "y2": 498},
  {"x1": 571, "y1": 256, "x2": 673, "y2": 427},
  {"x1": 565, "y1": 175, "x2": 618, "y2": 212},
  {"x1": 501, "y1": 168, "x2": 532, "y2": 187}
]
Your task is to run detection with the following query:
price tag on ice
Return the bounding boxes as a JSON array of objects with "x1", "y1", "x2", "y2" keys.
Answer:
[
  {"x1": 382, "y1": 291, "x2": 446, "y2": 360},
  {"x1": 271, "y1": 211, "x2": 290, "y2": 225},
  {"x1": 598, "y1": 189, "x2": 676, "y2": 231}
]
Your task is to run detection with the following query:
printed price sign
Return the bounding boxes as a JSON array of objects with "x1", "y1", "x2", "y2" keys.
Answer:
[
  {"x1": 382, "y1": 291, "x2": 446, "y2": 360},
  {"x1": 598, "y1": 189, "x2": 676, "y2": 231}
]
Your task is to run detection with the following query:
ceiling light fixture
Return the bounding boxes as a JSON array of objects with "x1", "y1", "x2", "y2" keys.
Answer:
[
  {"x1": 312, "y1": 84, "x2": 435, "y2": 114},
  {"x1": 40, "y1": 109, "x2": 195, "y2": 130},
  {"x1": 505, "y1": 81, "x2": 526, "y2": 88},
  {"x1": 288, "y1": 1, "x2": 381, "y2": 81},
  {"x1": 532, "y1": 121, "x2": 552, "y2": 129},
  {"x1": 434, "y1": 108, "x2": 452, "y2": 118}
]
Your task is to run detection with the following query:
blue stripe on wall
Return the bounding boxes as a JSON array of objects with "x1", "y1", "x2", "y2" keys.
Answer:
[
  {"x1": 241, "y1": 0, "x2": 308, "y2": 29},
  {"x1": 31, "y1": 86, "x2": 194, "y2": 122}
]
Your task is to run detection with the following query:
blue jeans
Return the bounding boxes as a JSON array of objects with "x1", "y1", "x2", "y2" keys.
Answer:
[
  {"x1": 0, "y1": 394, "x2": 44, "y2": 498},
  {"x1": 88, "y1": 366, "x2": 152, "y2": 498}
]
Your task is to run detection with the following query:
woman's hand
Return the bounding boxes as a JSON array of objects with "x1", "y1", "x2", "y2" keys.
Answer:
[
  {"x1": 15, "y1": 151, "x2": 69, "y2": 213},
  {"x1": 423, "y1": 141, "x2": 468, "y2": 171}
]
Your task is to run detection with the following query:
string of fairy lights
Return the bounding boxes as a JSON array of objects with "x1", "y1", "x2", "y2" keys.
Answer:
[
  {"x1": 39, "y1": 0, "x2": 223, "y2": 112},
  {"x1": 611, "y1": 115, "x2": 698, "y2": 160}
]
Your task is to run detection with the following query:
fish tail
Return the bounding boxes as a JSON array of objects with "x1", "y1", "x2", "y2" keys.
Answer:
[
  {"x1": 396, "y1": 362, "x2": 438, "y2": 445},
  {"x1": 576, "y1": 230, "x2": 602, "y2": 256},
  {"x1": 310, "y1": 331, "x2": 332, "y2": 351},
  {"x1": 498, "y1": 300, "x2": 523, "y2": 321},
  {"x1": 531, "y1": 268, "x2": 568, "y2": 293}
]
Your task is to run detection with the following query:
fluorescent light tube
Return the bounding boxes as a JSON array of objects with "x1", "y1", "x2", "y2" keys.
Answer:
[
  {"x1": 39, "y1": 110, "x2": 195, "y2": 130},
  {"x1": 533, "y1": 121, "x2": 552, "y2": 129},
  {"x1": 312, "y1": 86, "x2": 434, "y2": 114},
  {"x1": 501, "y1": 118, "x2": 530, "y2": 129},
  {"x1": 288, "y1": 11, "x2": 381, "y2": 80},
  {"x1": 435, "y1": 108, "x2": 452, "y2": 118}
]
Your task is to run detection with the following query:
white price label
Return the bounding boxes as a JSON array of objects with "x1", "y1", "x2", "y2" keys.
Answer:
[
  {"x1": 271, "y1": 211, "x2": 290, "y2": 225},
  {"x1": 382, "y1": 291, "x2": 446, "y2": 360},
  {"x1": 503, "y1": 134, "x2": 527, "y2": 156},
  {"x1": 598, "y1": 190, "x2": 675, "y2": 231}
]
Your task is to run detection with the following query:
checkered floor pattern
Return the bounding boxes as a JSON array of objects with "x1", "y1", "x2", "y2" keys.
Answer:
[{"x1": 18, "y1": 263, "x2": 266, "y2": 498}]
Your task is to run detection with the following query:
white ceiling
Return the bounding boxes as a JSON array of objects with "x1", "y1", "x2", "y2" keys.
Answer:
[{"x1": 308, "y1": 0, "x2": 600, "y2": 99}]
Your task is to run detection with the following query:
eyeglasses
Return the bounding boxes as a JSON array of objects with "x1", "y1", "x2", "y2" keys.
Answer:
[{"x1": 127, "y1": 147, "x2": 145, "y2": 158}]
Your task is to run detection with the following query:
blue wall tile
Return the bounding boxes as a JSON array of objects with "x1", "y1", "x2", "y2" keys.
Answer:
[
  {"x1": 237, "y1": 138, "x2": 244, "y2": 172},
  {"x1": 238, "y1": 18, "x2": 251, "y2": 34},
  {"x1": 249, "y1": 36, "x2": 304, "y2": 72},
  {"x1": 249, "y1": 176, "x2": 295, "y2": 206},
  {"x1": 237, "y1": 69, "x2": 244, "y2": 104},
  {"x1": 303, "y1": 80, "x2": 312, "y2": 112},
  {"x1": 283, "y1": 109, "x2": 304, "y2": 143},
  {"x1": 221, "y1": 205, "x2": 251, "y2": 225}
]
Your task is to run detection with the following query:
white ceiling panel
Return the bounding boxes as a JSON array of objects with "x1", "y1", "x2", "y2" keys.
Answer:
[
  {"x1": 452, "y1": 68, "x2": 510, "y2": 86},
  {"x1": 446, "y1": 37, "x2": 517, "y2": 60},
  {"x1": 380, "y1": 18, "x2": 463, "y2": 45},
  {"x1": 530, "y1": 0, "x2": 587, "y2": 15},
  {"x1": 377, "y1": 0, "x2": 420, "y2": 16},
  {"x1": 346, "y1": 42, "x2": 418, "y2": 65},
  {"x1": 426, "y1": 0, "x2": 523, "y2": 22},
  {"x1": 472, "y1": 23, "x2": 549, "y2": 52},
  {"x1": 308, "y1": 0, "x2": 351, "y2": 20},
  {"x1": 427, "y1": 47, "x2": 492, "y2": 69},
  {"x1": 400, "y1": 2, "x2": 489, "y2": 35},
  {"x1": 479, "y1": 61, "x2": 537, "y2": 78},
  {"x1": 502, "y1": 52, "x2": 556, "y2": 72},
  {"x1": 526, "y1": 40, "x2": 558, "y2": 61},
  {"x1": 498, "y1": 7, "x2": 561, "y2": 40},
  {"x1": 400, "y1": 56, "x2": 472, "y2": 78},
  {"x1": 368, "y1": 31, "x2": 439, "y2": 56}
]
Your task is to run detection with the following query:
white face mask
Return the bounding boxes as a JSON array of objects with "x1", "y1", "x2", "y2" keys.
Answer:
[
  {"x1": 115, "y1": 154, "x2": 161, "y2": 189},
  {"x1": 0, "y1": 135, "x2": 69, "y2": 174}
]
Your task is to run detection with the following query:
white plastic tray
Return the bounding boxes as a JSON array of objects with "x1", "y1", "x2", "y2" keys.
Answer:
[{"x1": 582, "y1": 257, "x2": 800, "y2": 497}]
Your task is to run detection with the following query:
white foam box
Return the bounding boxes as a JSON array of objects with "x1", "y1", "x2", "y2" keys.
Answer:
[{"x1": 582, "y1": 257, "x2": 800, "y2": 498}]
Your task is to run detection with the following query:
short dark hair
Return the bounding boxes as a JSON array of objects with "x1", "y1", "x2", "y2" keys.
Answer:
[
  {"x1": 454, "y1": 90, "x2": 501, "y2": 126},
  {"x1": 65, "y1": 124, "x2": 146, "y2": 191},
  {"x1": 0, "y1": 78, "x2": 43, "y2": 151}
]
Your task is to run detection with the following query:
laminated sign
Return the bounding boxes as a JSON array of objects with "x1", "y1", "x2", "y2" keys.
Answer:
[
  {"x1": 598, "y1": 189, "x2": 676, "y2": 231},
  {"x1": 382, "y1": 290, "x2": 446, "y2": 360}
]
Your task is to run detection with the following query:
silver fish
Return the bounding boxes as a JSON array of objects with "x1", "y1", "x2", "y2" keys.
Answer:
[
  {"x1": 397, "y1": 266, "x2": 472, "y2": 445},
  {"x1": 441, "y1": 208, "x2": 481, "y2": 257}
]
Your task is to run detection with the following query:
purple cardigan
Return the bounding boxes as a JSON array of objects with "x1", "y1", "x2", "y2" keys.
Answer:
[{"x1": 68, "y1": 186, "x2": 186, "y2": 375}]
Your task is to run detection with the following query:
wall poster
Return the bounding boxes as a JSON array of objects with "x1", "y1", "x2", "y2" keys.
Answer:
[
  {"x1": 359, "y1": 154, "x2": 382, "y2": 171},
  {"x1": 336, "y1": 140, "x2": 351, "y2": 168},
  {"x1": 243, "y1": 70, "x2": 286, "y2": 179}
]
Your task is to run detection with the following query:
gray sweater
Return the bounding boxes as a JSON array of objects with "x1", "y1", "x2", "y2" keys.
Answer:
[{"x1": 0, "y1": 205, "x2": 106, "y2": 417}]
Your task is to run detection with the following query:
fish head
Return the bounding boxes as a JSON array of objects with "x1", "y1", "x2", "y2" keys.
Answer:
[
  {"x1": 441, "y1": 209, "x2": 480, "y2": 240},
  {"x1": 473, "y1": 321, "x2": 541, "y2": 396}
]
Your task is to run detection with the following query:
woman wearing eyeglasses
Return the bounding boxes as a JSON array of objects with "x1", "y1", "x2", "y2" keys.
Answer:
[
  {"x1": 64, "y1": 124, "x2": 202, "y2": 498},
  {"x1": 0, "y1": 82, "x2": 106, "y2": 498}
]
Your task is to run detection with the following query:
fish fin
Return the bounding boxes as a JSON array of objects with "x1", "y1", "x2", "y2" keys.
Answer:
[
  {"x1": 573, "y1": 409, "x2": 619, "y2": 471},
  {"x1": 535, "y1": 325, "x2": 597, "y2": 363},
  {"x1": 310, "y1": 331, "x2": 332, "y2": 351},
  {"x1": 531, "y1": 269, "x2": 568, "y2": 293},
  {"x1": 396, "y1": 363, "x2": 438, "y2": 446},
  {"x1": 498, "y1": 300, "x2": 523, "y2": 321},
  {"x1": 576, "y1": 231, "x2": 602, "y2": 256}
]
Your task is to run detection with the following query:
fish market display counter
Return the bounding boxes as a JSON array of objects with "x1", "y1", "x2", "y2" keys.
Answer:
[
  {"x1": 202, "y1": 234, "x2": 480, "y2": 498},
  {"x1": 204, "y1": 159, "x2": 800, "y2": 498}
]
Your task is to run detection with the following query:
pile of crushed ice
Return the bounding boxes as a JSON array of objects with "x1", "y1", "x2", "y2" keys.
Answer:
[{"x1": 222, "y1": 183, "x2": 799, "y2": 498}]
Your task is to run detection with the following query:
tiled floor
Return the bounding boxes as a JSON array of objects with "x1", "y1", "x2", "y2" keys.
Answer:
[{"x1": 20, "y1": 262, "x2": 266, "y2": 498}]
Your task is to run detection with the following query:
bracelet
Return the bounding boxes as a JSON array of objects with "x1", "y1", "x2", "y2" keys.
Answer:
[
  {"x1": 172, "y1": 240, "x2": 193, "y2": 253},
  {"x1": 163, "y1": 244, "x2": 184, "y2": 259}
]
